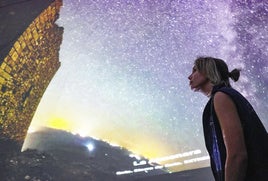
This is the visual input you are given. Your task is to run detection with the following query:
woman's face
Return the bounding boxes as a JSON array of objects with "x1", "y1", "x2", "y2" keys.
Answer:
[{"x1": 188, "y1": 65, "x2": 208, "y2": 91}]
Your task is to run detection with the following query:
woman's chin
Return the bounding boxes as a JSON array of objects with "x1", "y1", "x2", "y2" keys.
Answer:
[{"x1": 191, "y1": 87, "x2": 200, "y2": 92}]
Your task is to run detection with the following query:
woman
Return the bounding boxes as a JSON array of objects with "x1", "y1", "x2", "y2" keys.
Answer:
[{"x1": 188, "y1": 57, "x2": 268, "y2": 181}]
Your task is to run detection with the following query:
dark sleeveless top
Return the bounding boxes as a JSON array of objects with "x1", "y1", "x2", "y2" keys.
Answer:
[{"x1": 203, "y1": 84, "x2": 268, "y2": 181}]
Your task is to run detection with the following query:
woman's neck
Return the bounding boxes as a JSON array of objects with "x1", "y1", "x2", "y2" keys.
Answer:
[{"x1": 200, "y1": 82, "x2": 213, "y2": 97}]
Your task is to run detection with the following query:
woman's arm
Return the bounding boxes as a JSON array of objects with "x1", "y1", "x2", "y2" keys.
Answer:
[{"x1": 214, "y1": 92, "x2": 248, "y2": 181}]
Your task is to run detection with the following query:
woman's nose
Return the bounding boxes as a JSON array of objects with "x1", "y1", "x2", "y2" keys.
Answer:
[{"x1": 188, "y1": 74, "x2": 192, "y2": 80}]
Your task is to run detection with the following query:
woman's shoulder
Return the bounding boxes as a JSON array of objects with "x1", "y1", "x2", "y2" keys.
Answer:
[
  {"x1": 214, "y1": 91, "x2": 230, "y2": 101},
  {"x1": 212, "y1": 85, "x2": 255, "y2": 112}
]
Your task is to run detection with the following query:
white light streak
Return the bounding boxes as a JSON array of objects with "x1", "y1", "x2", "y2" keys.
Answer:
[
  {"x1": 129, "y1": 153, "x2": 141, "y2": 160},
  {"x1": 154, "y1": 165, "x2": 164, "y2": 170},
  {"x1": 183, "y1": 155, "x2": 210, "y2": 164},
  {"x1": 133, "y1": 160, "x2": 147, "y2": 166},
  {"x1": 134, "y1": 167, "x2": 154, "y2": 173},
  {"x1": 149, "y1": 149, "x2": 201, "y2": 163},
  {"x1": 164, "y1": 162, "x2": 183, "y2": 168},
  {"x1": 116, "y1": 151, "x2": 210, "y2": 176},
  {"x1": 110, "y1": 142, "x2": 120, "y2": 147},
  {"x1": 116, "y1": 170, "x2": 133, "y2": 175}
]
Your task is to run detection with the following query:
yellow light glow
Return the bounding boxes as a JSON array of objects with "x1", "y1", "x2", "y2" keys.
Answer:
[
  {"x1": 89, "y1": 126, "x2": 170, "y2": 160},
  {"x1": 48, "y1": 117, "x2": 72, "y2": 131}
]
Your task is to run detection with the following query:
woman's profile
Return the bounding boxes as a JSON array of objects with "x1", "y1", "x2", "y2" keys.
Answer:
[{"x1": 188, "y1": 57, "x2": 268, "y2": 181}]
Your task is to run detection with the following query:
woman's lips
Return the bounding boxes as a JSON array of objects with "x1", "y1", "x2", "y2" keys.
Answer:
[{"x1": 189, "y1": 81, "x2": 193, "y2": 86}]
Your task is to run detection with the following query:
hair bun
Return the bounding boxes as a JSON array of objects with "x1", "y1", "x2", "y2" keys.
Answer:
[{"x1": 229, "y1": 69, "x2": 240, "y2": 82}]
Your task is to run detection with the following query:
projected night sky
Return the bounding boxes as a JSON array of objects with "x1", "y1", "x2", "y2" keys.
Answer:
[{"x1": 25, "y1": 0, "x2": 268, "y2": 171}]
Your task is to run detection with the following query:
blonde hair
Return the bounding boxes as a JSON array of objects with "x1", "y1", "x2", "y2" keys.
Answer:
[{"x1": 194, "y1": 57, "x2": 240, "y2": 87}]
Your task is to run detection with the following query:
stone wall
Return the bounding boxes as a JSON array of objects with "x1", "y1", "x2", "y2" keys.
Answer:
[{"x1": 0, "y1": 0, "x2": 63, "y2": 141}]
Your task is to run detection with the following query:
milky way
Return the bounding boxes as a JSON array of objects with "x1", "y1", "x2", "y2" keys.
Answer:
[{"x1": 28, "y1": 0, "x2": 268, "y2": 169}]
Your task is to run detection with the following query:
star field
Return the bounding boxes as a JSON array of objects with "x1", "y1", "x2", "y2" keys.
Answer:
[{"x1": 27, "y1": 0, "x2": 268, "y2": 168}]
